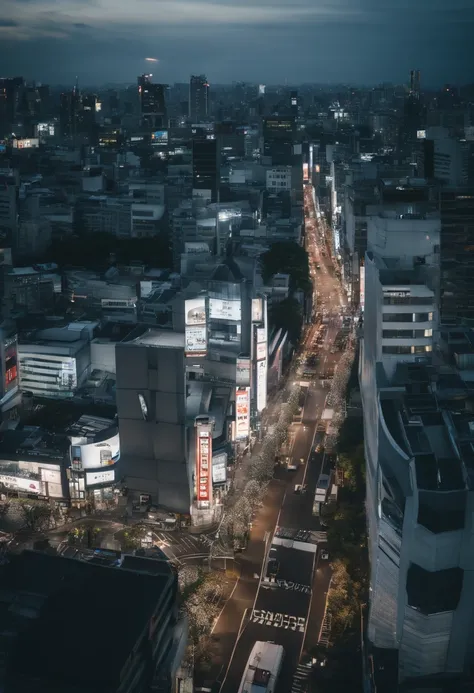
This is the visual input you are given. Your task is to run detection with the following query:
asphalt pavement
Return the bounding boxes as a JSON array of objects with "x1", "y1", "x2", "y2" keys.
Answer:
[{"x1": 217, "y1": 184, "x2": 349, "y2": 693}]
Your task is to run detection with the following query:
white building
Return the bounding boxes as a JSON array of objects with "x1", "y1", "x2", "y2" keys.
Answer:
[{"x1": 266, "y1": 166, "x2": 292, "y2": 191}]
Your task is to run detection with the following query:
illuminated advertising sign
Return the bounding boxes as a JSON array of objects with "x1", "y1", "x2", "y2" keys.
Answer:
[
  {"x1": 196, "y1": 427, "x2": 212, "y2": 504},
  {"x1": 236, "y1": 356, "x2": 251, "y2": 387},
  {"x1": 256, "y1": 359, "x2": 267, "y2": 412},
  {"x1": 252, "y1": 298, "x2": 263, "y2": 323},
  {"x1": 69, "y1": 432, "x2": 120, "y2": 470},
  {"x1": 12, "y1": 138, "x2": 39, "y2": 149},
  {"x1": 36, "y1": 122, "x2": 55, "y2": 137},
  {"x1": 151, "y1": 130, "x2": 169, "y2": 145},
  {"x1": 303, "y1": 163, "x2": 309, "y2": 181},
  {"x1": 360, "y1": 264, "x2": 365, "y2": 313},
  {"x1": 186, "y1": 326, "x2": 207, "y2": 355},
  {"x1": 209, "y1": 298, "x2": 241, "y2": 321},
  {"x1": 0, "y1": 474, "x2": 41, "y2": 494},
  {"x1": 236, "y1": 388, "x2": 250, "y2": 439},
  {"x1": 417, "y1": 130, "x2": 426, "y2": 139},
  {"x1": 212, "y1": 452, "x2": 227, "y2": 484},
  {"x1": 185, "y1": 298, "x2": 207, "y2": 357},
  {"x1": 257, "y1": 342, "x2": 266, "y2": 361},
  {"x1": 4, "y1": 336, "x2": 18, "y2": 394},
  {"x1": 85, "y1": 469, "x2": 115, "y2": 486}
]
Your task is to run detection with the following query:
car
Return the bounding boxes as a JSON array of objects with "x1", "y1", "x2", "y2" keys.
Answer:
[
  {"x1": 268, "y1": 558, "x2": 280, "y2": 578},
  {"x1": 320, "y1": 550, "x2": 329, "y2": 560}
]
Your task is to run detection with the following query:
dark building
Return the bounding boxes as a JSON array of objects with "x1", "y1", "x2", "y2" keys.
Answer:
[
  {"x1": 189, "y1": 75, "x2": 209, "y2": 122},
  {"x1": 137, "y1": 74, "x2": 168, "y2": 130},
  {"x1": 115, "y1": 329, "x2": 191, "y2": 513},
  {"x1": 262, "y1": 116, "x2": 296, "y2": 165},
  {"x1": 440, "y1": 189, "x2": 474, "y2": 325},
  {"x1": 0, "y1": 549, "x2": 185, "y2": 693},
  {"x1": 192, "y1": 133, "x2": 219, "y2": 203},
  {"x1": 0, "y1": 77, "x2": 23, "y2": 136},
  {"x1": 398, "y1": 69, "x2": 425, "y2": 157},
  {"x1": 59, "y1": 88, "x2": 80, "y2": 138}
]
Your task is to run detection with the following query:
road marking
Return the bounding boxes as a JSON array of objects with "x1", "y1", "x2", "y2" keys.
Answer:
[
  {"x1": 251, "y1": 609, "x2": 306, "y2": 632},
  {"x1": 211, "y1": 572, "x2": 241, "y2": 635},
  {"x1": 219, "y1": 608, "x2": 248, "y2": 693}
]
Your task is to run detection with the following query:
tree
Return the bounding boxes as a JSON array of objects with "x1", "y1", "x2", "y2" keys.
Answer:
[
  {"x1": 261, "y1": 241, "x2": 311, "y2": 294},
  {"x1": 270, "y1": 297, "x2": 303, "y2": 344},
  {"x1": 18, "y1": 500, "x2": 56, "y2": 532}
]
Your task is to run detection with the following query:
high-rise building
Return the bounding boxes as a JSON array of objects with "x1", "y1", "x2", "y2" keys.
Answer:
[
  {"x1": 399, "y1": 70, "x2": 425, "y2": 157},
  {"x1": 59, "y1": 88, "x2": 81, "y2": 138},
  {"x1": 137, "y1": 74, "x2": 167, "y2": 130},
  {"x1": 192, "y1": 133, "x2": 219, "y2": 203},
  {"x1": 358, "y1": 197, "x2": 474, "y2": 686},
  {"x1": 440, "y1": 189, "x2": 474, "y2": 325},
  {"x1": 0, "y1": 77, "x2": 23, "y2": 136},
  {"x1": 189, "y1": 75, "x2": 209, "y2": 122},
  {"x1": 262, "y1": 117, "x2": 296, "y2": 165}
]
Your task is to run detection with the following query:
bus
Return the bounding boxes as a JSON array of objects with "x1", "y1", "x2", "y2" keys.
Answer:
[{"x1": 238, "y1": 641, "x2": 285, "y2": 693}]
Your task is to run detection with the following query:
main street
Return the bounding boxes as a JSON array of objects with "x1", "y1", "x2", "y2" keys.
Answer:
[{"x1": 214, "y1": 185, "x2": 349, "y2": 693}]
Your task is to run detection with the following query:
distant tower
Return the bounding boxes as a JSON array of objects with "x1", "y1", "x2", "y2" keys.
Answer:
[
  {"x1": 409, "y1": 69, "x2": 421, "y2": 97},
  {"x1": 189, "y1": 75, "x2": 209, "y2": 122},
  {"x1": 137, "y1": 74, "x2": 167, "y2": 130}
]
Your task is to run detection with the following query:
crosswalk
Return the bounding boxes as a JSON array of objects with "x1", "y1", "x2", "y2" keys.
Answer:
[{"x1": 291, "y1": 662, "x2": 312, "y2": 693}]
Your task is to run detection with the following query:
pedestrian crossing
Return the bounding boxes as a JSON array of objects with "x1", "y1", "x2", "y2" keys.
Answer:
[{"x1": 291, "y1": 662, "x2": 312, "y2": 693}]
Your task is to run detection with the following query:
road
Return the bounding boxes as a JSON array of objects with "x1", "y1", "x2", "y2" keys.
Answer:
[{"x1": 214, "y1": 184, "x2": 350, "y2": 693}]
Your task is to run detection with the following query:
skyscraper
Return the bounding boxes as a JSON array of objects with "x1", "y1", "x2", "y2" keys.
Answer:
[
  {"x1": 440, "y1": 189, "x2": 474, "y2": 325},
  {"x1": 189, "y1": 75, "x2": 209, "y2": 122},
  {"x1": 137, "y1": 74, "x2": 167, "y2": 130},
  {"x1": 262, "y1": 117, "x2": 296, "y2": 165},
  {"x1": 192, "y1": 132, "x2": 219, "y2": 203}
]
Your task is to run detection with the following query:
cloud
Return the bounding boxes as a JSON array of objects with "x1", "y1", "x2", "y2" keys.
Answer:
[
  {"x1": 0, "y1": 19, "x2": 18, "y2": 26},
  {"x1": 0, "y1": 0, "x2": 471, "y2": 86}
]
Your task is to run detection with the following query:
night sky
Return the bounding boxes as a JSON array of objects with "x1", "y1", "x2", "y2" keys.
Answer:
[{"x1": 1, "y1": 0, "x2": 473, "y2": 86}]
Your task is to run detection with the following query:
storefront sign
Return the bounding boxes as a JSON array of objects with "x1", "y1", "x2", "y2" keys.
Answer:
[
  {"x1": 236, "y1": 387, "x2": 250, "y2": 439},
  {"x1": 196, "y1": 429, "x2": 212, "y2": 502},
  {"x1": 0, "y1": 474, "x2": 41, "y2": 494},
  {"x1": 85, "y1": 469, "x2": 115, "y2": 486}
]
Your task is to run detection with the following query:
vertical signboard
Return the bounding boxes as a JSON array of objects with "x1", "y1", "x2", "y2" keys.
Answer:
[
  {"x1": 256, "y1": 359, "x2": 267, "y2": 412},
  {"x1": 360, "y1": 264, "x2": 365, "y2": 313},
  {"x1": 195, "y1": 417, "x2": 213, "y2": 507},
  {"x1": 185, "y1": 297, "x2": 207, "y2": 357},
  {"x1": 236, "y1": 356, "x2": 251, "y2": 387},
  {"x1": 3, "y1": 334, "x2": 19, "y2": 395},
  {"x1": 235, "y1": 387, "x2": 250, "y2": 439},
  {"x1": 251, "y1": 297, "x2": 263, "y2": 323}
]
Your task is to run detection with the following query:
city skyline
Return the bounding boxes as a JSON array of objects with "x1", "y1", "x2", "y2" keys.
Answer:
[{"x1": 1, "y1": 0, "x2": 473, "y2": 86}]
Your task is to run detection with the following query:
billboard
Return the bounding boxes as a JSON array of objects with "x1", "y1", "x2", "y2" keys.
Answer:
[
  {"x1": 209, "y1": 298, "x2": 241, "y2": 321},
  {"x1": 257, "y1": 342, "x2": 267, "y2": 361},
  {"x1": 212, "y1": 452, "x2": 227, "y2": 484},
  {"x1": 256, "y1": 327, "x2": 266, "y2": 344},
  {"x1": 303, "y1": 163, "x2": 309, "y2": 181},
  {"x1": 236, "y1": 387, "x2": 250, "y2": 439},
  {"x1": 195, "y1": 423, "x2": 212, "y2": 505},
  {"x1": 252, "y1": 297, "x2": 263, "y2": 323},
  {"x1": 12, "y1": 138, "x2": 39, "y2": 149},
  {"x1": 69, "y1": 432, "x2": 120, "y2": 470},
  {"x1": 185, "y1": 298, "x2": 207, "y2": 357},
  {"x1": 236, "y1": 356, "x2": 251, "y2": 387},
  {"x1": 151, "y1": 130, "x2": 169, "y2": 145},
  {"x1": 0, "y1": 474, "x2": 41, "y2": 494},
  {"x1": 256, "y1": 359, "x2": 268, "y2": 412},
  {"x1": 85, "y1": 469, "x2": 115, "y2": 486},
  {"x1": 4, "y1": 335, "x2": 18, "y2": 394},
  {"x1": 360, "y1": 264, "x2": 365, "y2": 313}
]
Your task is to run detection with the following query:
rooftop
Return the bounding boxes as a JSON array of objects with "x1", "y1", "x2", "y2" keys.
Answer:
[
  {"x1": 0, "y1": 550, "x2": 175, "y2": 693},
  {"x1": 127, "y1": 328, "x2": 185, "y2": 349}
]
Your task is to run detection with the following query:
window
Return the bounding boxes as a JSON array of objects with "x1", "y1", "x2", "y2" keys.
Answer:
[
  {"x1": 383, "y1": 330, "x2": 414, "y2": 338},
  {"x1": 382, "y1": 346, "x2": 411, "y2": 355},
  {"x1": 383, "y1": 313, "x2": 412, "y2": 323}
]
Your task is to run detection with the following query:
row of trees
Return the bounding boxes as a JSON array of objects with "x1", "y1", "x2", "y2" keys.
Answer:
[
  {"x1": 215, "y1": 386, "x2": 301, "y2": 554},
  {"x1": 179, "y1": 566, "x2": 223, "y2": 670},
  {"x1": 0, "y1": 497, "x2": 61, "y2": 533}
]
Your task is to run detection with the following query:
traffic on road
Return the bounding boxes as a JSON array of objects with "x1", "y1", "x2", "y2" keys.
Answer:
[{"x1": 216, "y1": 183, "x2": 351, "y2": 693}]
